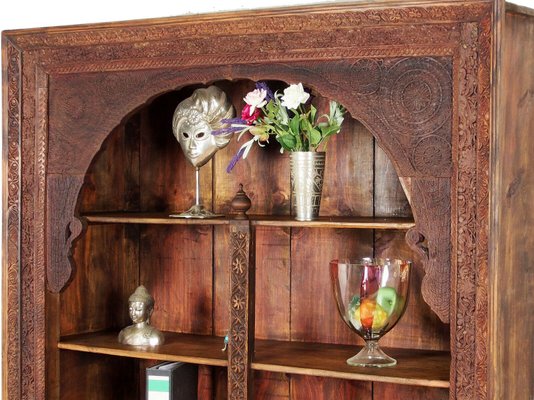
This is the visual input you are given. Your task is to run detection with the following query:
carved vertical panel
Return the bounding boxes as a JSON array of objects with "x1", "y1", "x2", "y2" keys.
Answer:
[
  {"x1": 33, "y1": 69, "x2": 48, "y2": 400},
  {"x1": 475, "y1": 14, "x2": 491, "y2": 400},
  {"x1": 19, "y1": 53, "x2": 41, "y2": 400},
  {"x1": 228, "y1": 222, "x2": 254, "y2": 400},
  {"x1": 4, "y1": 40, "x2": 22, "y2": 400},
  {"x1": 450, "y1": 20, "x2": 491, "y2": 400}
]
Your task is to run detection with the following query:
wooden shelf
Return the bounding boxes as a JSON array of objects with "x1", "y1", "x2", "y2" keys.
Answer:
[
  {"x1": 249, "y1": 215, "x2": 415, "y2": 229},
  {"x1": 253, "y1": 340, "x2": 450, "y2": 388},
  {"x1": 82, "y1": 212, "x2": 415, "y2": 230},
  {"x1": 58, "y1": 331, "x2": 228, "y2": 367},
  {"x1": 83, "y1": 212, "x2": 230, "y2": 225}
]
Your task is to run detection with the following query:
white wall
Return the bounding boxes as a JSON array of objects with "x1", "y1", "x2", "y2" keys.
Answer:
[
  {"x1": 1, "y1": 0, "x2": 533, "y2": 30},
  {"x1": 1, "y1": 0, "x2": 533, "y2": 398}
]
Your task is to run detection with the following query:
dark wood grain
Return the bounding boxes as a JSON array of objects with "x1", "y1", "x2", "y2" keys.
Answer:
[
  {"x1": 58, "y1": 331, "x2": 228, "y2": 365},
  {"x1": 374, "y1": 144, "x2": 412, "y2": 218},
  {"x1": 290, "y1": 375, "x2": 372, "y2": 400},
  {"x1": 255, "y1": 227, "x2": 291, "y2": 341},
  {"x1": 60, "y1": 225, "x2": 138, "y2": 335},
  {"x1": 78, "y1": 115, "x2": 141, "y2": 213},
  {"x1": 254, "y1": 371, "x2": 290, "y2": 400},
  {"x1": 373, "y1": 382, "x2": 449, "y2": 399},
  {"x1": 290, "y1": 228, "x2": 372, "y2": 346},
  {"x1": 253, "y1": 340, "x2": 450, "y2": 388},
  {"x1": 140, "y1": 225, "x2": 213, "y2": 334},
  {"x1": 59, "y1": 352, "x2": 137, "y2": 400}
]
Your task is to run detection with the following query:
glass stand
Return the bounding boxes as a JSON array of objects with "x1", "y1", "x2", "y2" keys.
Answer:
[
  {"x1": 347, "y1": 340, "x2": 397, "y2": 367},
  {"x1": 170, "y1": 167, "x2": 223, "y2": 219}
]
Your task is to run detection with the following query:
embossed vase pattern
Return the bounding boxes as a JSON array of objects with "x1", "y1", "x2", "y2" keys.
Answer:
[{"x1": 290, "y1": 152, "x2": 326, "y2": 221}]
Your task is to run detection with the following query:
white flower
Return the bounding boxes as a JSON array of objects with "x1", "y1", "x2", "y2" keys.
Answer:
[
  {"x1": 281, "y1": 83, "x2": 310, "y2": 109},
  {"x1": 243, "y1": 89, "x2": 267, "y2": 115}
]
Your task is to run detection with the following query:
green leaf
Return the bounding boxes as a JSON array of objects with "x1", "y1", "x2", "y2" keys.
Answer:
[
  {"x1": 290, "y1": 115, "x2": 300, "y2": 136},
  {"x1": 321, "y1": 124, "x2": 341, "y2": 138},
  {"x1": 309, "y1": 104, "x2": 317, "y2": 124},
  {"x1": 278, "y1": 134, "x2": 297, "y2": 150},
  {"x1": 309, "y1": 127, "x2": 321, "y2": 146}
]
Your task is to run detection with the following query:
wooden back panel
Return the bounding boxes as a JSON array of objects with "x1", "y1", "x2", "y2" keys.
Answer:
[{"x1": 60, "y1": 81, "x2": 449, "y2": 399}]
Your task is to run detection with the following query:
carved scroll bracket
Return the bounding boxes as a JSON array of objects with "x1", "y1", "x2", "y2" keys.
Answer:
[
  {"x1": 46, "y1": 174, "x2": 87, "y2": 293},
  {"x1": 401, "y1": 177, "x2": 451, "y2": 323},
  {"x1": 405, "y1": 227, "x2": 429, "y2": 261}
]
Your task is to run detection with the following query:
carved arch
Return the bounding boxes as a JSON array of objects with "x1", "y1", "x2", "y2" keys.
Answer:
[{"x1": 48, "y1": 59, "x2": 452, "y2": 322}]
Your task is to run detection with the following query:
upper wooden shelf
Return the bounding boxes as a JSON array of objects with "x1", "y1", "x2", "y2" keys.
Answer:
[
  {"x1": 58, "y1": 331, "x2": 228, "y2": 367},
  {"x1": 253, "y1": 340, "x2": 450, "y2": 389},
  {"x1": 82, "y1": 212, "x2": 415, "y2": 230}
]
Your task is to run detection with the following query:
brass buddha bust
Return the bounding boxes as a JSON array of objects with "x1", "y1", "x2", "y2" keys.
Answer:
[{"x1": 118, "y1": 285, "x2": 164, "y2": 347}]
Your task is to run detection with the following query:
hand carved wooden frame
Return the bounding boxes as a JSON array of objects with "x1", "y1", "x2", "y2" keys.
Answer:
[{"x1": 3, "y1": 1, "x2": 493, "y2": 399}]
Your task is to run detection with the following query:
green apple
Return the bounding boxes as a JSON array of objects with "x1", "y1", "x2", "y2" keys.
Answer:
[{"x1": 376, "y1": 287, "x2": 398, "y2": 316}]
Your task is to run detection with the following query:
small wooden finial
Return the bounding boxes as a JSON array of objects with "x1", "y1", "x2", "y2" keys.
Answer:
[{"x1": 231, "y1": 184, "x2": 251, "y2": 219}]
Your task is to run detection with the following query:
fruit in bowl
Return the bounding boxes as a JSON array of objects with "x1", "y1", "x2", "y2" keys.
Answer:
[{"x1": 331, "y1": 258, "x2": 411, "y2": 367}]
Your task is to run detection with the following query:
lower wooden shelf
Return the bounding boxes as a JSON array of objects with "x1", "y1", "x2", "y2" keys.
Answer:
[
  {"x1": 253, "y1": 340, "x2": 450, "y2": 389},
  {"x1": 58, "y1": 331, "x2": 228, "y2": 367},
  {"x1": 58, "y1": 332, "x2": 450, "y2": 389}
]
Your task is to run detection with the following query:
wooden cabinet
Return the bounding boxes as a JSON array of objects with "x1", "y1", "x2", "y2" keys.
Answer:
[{"x1": 2, "y1": 1, "x2": 534, "y2": 399}]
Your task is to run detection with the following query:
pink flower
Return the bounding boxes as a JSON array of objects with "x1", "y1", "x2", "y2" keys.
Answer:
[
  {"x1": 241, "y1": 105, "x2": 261, "y2": 125},
  {"x1": 243, "y1": 88, "x2": 267, "y2": 114}
]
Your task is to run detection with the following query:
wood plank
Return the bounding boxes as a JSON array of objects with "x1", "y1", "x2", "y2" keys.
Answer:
[
  {"x1": 78, "y1": 114, "x2": 141, "y2": 213},
  {"x1": 59, "y1": 352, "x2": 137, "y2": 400},
  {"x1": 255, "y1": 227, "x2": 291, "y2": 341},
  {"x1": 61, "y1": 224, "x2": 139, "y2": 335},
  {"x1": 198, "y1": 365, "x2": 215, "y2": 400},
  {"x1": 254, "y1": 371, "x2": 290, "y2": 400},
  {"x1": 374, "y1": 143, "x2": 412, "y2": 218},
  {"x1": 83, "y1": 211, "x2": 415, "y2": 229},
  {"x1": 251, "y1": 216, "x2": 414, "y2": 229},
  {"x1": 373, "y1": 382, "x2": 449, "y2": 400},
  {"x1": 58, "y1": 331, "x2": 228, "y2": 366},
  {"x1": 84, "y1": 212, "x2": 230, "y2": 225},
  {"x1": 213, "y1": 224, "x2": 232, "y2": 337},
  {"x1": 319, "y1": 111, "x2": 374, "y2": 218},
  {"x1": 139, "y1": 225, "x2": 213, "y2": 334},
  {"x1": 290, "y1": 228, "x2": 373, "y2": 345},
  {"x1": 491, "y1": 9, "x2": 534, "y2": 400},
  {"x1": 290, "y1": 376, "x2": 371, "y2": 400},
  {"x1": 253, "y1": 340, "x2": 450, "y2": 388}
]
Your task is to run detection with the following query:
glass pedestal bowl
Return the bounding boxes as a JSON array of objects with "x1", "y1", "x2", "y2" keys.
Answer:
[{"x1": 330, "y1": 258, "x2": 411, "y2": 367}]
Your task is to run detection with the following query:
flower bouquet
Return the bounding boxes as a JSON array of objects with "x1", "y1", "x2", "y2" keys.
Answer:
[{"x1": 214, "y1": 82, "x2": 346, "y2": 172}]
